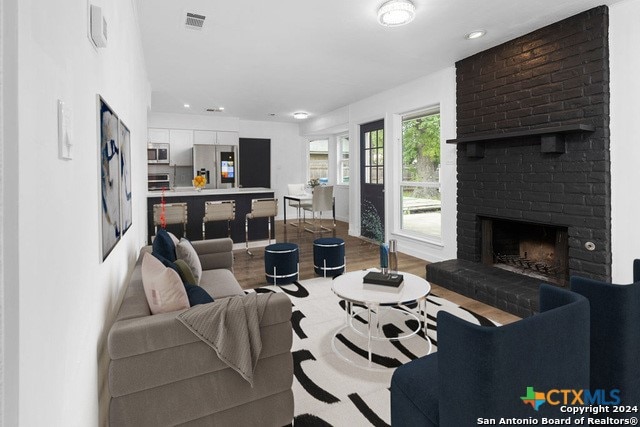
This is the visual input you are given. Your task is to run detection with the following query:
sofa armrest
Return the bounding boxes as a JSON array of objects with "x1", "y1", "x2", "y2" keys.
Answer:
[
  {"x1": 191, "y1": 238, "x2": 234, "y2": 271},
  {"x1": 108, "y1": 292, "x2": 292, "y2": 360}
]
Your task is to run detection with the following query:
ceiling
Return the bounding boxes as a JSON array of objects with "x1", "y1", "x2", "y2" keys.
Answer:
[{"x1": 137, "y1": 0, "x2": 622, "y2": 123}]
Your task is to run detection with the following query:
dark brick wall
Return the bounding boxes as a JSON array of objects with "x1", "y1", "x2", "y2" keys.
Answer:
[{"x1": 455, "y1": 6, "x2": 611, "y2": 281}]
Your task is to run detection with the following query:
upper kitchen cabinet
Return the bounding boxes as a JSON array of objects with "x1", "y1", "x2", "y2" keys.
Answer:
[
  {"x1": 216, "y1": 131, "x2": 239, "y2": 146},
  {"x1": 169, "y1": 129, "x2": 194, "y2": 166},
  {"x1": 148, "y1": 128, "x2": 169, "y2": 144},
  {"x1": 194, "y1": 130, "x2": 216, "y2": 145},
  {"x1": 194, "y1": 130, "x2": 239, "y2": 146}
]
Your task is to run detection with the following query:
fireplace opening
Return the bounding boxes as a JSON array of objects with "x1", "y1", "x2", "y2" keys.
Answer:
[{"x1": 481, "y1": 218, "x2": 569, "y2": 286}]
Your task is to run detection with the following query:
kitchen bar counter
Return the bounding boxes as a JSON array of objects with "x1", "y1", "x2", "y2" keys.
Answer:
[
  {"x1": 147, "y1": 186, "x2": 274, "y2": 198},
  {"x1": 147, "y1": 187, "x2": 275, "y2": 244}
]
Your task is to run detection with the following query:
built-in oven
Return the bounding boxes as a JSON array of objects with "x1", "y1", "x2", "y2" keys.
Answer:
[
  {"x1": 148, "y1": 143, "x2": 170, "y2": 164},
  {"x1": 148, "y1": 173, "x2": 171, "y2": 191}
]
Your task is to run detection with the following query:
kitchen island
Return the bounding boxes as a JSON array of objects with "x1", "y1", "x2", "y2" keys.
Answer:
[{"x1": 147, "y1": 187, "x2": 275, "y2": 245}]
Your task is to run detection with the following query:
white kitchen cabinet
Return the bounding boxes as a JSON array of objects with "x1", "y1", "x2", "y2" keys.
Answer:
[
  {"x1": 194, "y1": 130, "x2": 217, "y2": 145},
  {"x1": 169, "y1": 129, "x2": 194, "y2": 166},
  {"x1": 216, "y1": 131, "x2": 239, "y2": 146},
  {"x1": 148, "y1": 128, "x2": 169, "y2": 144}
]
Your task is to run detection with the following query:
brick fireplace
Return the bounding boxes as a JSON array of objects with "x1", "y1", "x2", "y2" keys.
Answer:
[{"x1": 427, "y1": 6, "x2": 610, "y2": 316}]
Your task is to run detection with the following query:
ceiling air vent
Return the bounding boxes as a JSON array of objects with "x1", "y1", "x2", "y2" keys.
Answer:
[
  {"x1": 185, "y1": 12, "x2": 206, "y2": 30},
  {"x1": 206, "y1": 108, "x2": 224, "y2": 113}
]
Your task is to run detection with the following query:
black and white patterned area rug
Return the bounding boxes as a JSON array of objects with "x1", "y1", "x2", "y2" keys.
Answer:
[{"x1": 253, "y1": 277, "x2": 498, "y2": 427}]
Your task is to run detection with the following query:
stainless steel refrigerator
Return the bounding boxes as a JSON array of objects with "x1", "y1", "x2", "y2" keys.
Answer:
[{"x1": 192, "y1": 144, "x2": 238, "y2": 189}]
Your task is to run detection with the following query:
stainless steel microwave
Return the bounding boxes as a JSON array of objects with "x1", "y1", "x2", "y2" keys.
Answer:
[{"x1": 147, "y1": 143, "x2": 170, "y2": 164}]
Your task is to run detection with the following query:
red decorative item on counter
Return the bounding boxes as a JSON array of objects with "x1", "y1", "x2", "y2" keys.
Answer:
[{"x1": 160, "y1": 188, "x2": 167, "y2": 229}]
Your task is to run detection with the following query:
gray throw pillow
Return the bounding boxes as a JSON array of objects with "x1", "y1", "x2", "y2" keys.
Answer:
[{"x1": 176, "y1": 238, "x2": 202, "y2": 284}]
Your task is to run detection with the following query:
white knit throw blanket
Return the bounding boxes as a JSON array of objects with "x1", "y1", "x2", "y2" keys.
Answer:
[{"x1": 177, "y1": 292, "x2": 272, "y2": 386}]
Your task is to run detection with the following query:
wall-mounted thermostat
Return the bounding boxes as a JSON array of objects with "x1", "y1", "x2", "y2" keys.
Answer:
[{"x1": 90, "y1": 5, "x2": 108, "y2": 48}]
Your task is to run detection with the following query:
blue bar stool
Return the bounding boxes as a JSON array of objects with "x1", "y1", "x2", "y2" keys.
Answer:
[
  {"x1": 313, "y1": 237, "x2": 346, "y2": 277},
  {"x1": 264, "y1": 243, "x2": 299, "y2": 285}
]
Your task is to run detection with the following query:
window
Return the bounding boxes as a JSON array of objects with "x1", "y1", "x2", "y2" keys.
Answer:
[
  {"x1": 338, "y1": 134, "x2": 349, "y2": 184},
  {"x1": 401, "y1": 111, "x2": 441, "y2": 238},
  {"x1": 363, "y1": 128, "x2": 384, "y2": 184},
  {"x1": 309, "y1": 139, "x2": 329, "y2": 184}
]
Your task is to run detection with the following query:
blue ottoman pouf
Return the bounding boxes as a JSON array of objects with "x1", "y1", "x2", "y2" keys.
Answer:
[
  {"x1": 313, "y1": 237, "x2": 345, "y2": 277},
  {"x1": 264, "y1": 243, "x2": 299, "y2": 285}
]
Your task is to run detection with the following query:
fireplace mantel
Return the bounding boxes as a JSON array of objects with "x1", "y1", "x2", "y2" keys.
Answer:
[{"x1": 446, "y1": 123, "x2": 595, "y2": 158}]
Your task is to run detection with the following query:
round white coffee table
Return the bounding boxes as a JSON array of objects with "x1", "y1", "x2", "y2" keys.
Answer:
[{"x1": 331, "y1": 270, "x2": 432, "y2": 368}]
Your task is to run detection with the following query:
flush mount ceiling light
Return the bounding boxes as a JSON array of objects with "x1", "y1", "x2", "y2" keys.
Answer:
[
  {"x1": 465, "y1": 30, "x2": 487, "y2": 40},
  {"x1": 183, "y1": 103, "x2": 190, "y2": 108},
  {"x1": 377, "y1": 0, "x2": 416, "y2": 27},
  {"x1": 293, "y1": 112, "x2": 309, "y2": 120}
]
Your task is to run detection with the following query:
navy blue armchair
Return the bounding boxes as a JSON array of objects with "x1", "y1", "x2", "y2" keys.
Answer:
[
  {"x1": 570, "y1": 266, "x2": 640, "y2": 408},
  {"x1": 391, "y1": 284, "x2": 590, "y2": 426}
]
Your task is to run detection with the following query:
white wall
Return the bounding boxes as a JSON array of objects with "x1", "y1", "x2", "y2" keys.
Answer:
[
  {"x1": 238, "y1": 120, "x2": 306, "y2": 220},
  {"x1": 8, "y1": 0, "x2": 150, "y2": 425},
  {"x1": 304, "y1": 67, "x2": 457, "y2": 263},
  {"x1": 610, "y1": 0, "x2": 640, "y2": 283}
]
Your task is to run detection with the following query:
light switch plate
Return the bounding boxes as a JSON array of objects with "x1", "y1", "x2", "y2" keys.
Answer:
[{"x1": 58, "y1": 100, "x2": 73, "y2": 160}]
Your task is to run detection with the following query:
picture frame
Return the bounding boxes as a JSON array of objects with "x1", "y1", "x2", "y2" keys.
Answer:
[
  {"x1": 119, "y1": 120, "x2": 132, "y2": 235},
  {"x1": 99, "y1": 95, "x2": 121, "y2": 261}
]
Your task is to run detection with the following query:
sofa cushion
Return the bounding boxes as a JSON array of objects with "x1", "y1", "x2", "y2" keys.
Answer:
[
  {"x1": 184, "y1": 283, "x2": 214, "y2": 306},
  {"x1": 174, "y1": 259, "x2": 198, "y2": 285},
  {"x1": 176, "y1": 238, "x2": 202, "y2": 284},
  {"x1": 200, "y1": 269, "x2": 244, "y2": 299},
  {"x1": 141, "y1": 252, "x2": 189, "y2": 314},
  {"x1": 153, "y1": 228, "x2": 177, "y2": 262}
]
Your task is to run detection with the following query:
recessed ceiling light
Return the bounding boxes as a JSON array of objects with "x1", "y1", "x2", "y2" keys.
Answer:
[
  {"x1": 377, "y1": 0, "x2": 416, "y2": 27},
  {"x1": 293, "y1": 112, "x2": 309, "y2": 120},
  {"x1": 183, "y1": 103, "x2": 190, "y2": 108},
  {"x1": 465, "y1": 30, "x2": 486, "y2": 40}
]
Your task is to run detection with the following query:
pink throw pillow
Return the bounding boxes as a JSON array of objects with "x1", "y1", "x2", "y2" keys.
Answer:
[{"x1": 141, "y1": 252, "x2": 189, "y2": 314}]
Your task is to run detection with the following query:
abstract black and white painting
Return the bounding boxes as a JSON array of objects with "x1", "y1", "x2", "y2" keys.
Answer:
[
  {"x1": 119, "y1": 120, "x2": 132, "y2": 235},
  {"x1": 99, "y1": 96, "x2": 121, "y2": 260}
]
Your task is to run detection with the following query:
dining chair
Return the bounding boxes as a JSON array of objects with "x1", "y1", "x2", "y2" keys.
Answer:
[
  {"x1": 287, "y1": 183, "x2": 310, "y2": 227},
  {"x1": 153, "y1": 202, "x2": 188, "y2": 238},
  {"x1": 303, "y1": 185, "x2": 334, "y2": 233},
  {"x1": 245, "y1": 198, "x2": 278, "y2": 255}
]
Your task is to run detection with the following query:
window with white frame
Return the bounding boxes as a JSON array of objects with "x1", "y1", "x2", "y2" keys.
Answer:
[
  {"x1": 400, "y1": 110, "x2": 441, "y2": 239},
  {"x1": 338, "y1": 134, "x2": 349, "y2": 184},
  {"x1": 309, "y1": 139, "x2": 329, "y2": 185}
]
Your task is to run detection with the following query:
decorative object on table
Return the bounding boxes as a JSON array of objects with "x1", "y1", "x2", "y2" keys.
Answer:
[
  {"x1": 379, "y1": 242, "x2": 389, "y2": 274},
  {"x1": 307, "y1": 178, "x2": 320, "y2": 188},
  {"x1": 363, "y1": 271, "x2": 404, "y2": 292},
  {"x1": 192, "y1": 174, "x2": 207, "y2": 191},
  {"x1": 99, "y1": 95, "x2": 121, "y2": 261},
  {"x1": 389, "y1": 239, "x2": 398, "y2": 273}
]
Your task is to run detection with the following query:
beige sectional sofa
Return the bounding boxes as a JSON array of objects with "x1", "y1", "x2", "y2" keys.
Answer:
[{"x1": 108, "y1": 238, "x2": 294, "y2": 426}]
